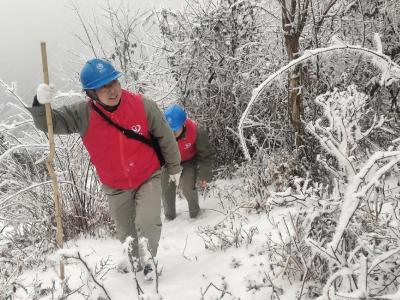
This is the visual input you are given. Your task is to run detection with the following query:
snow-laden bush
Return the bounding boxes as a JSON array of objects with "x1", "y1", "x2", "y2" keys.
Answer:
[
  {"x1": 306, "y1": 86, "x2": 400, "y2": 299},
  {"x1": 0, "y1": 121, "x2": 111, "y2": 238},
  {"x1": 197, "y1": 183, "x2": 259, "y2": 251},
  {"x1": 251, "y1": 86, "x2": 400, "y2": 299},
  {"x1": 0, "y1": 85, "x2": 112, "y2": 296},
  {"x1": 158, "y1": 0, "x2": 283, "y2": 166},
  {"x1": 224, "y1": 81, "x2": 400, "y2": 298}
]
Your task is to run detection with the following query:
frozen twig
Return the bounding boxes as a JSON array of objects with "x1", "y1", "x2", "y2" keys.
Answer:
[{"x1": 62, "y1": 251, "x2": 112, "y2": 300}]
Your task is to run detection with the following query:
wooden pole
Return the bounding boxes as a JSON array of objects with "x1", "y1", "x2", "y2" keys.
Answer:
[{"x1": 40, "y1": 42, "x2": 65, "y2": 280}]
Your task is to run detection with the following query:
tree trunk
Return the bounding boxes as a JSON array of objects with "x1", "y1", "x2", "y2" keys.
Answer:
[{"x1": 285, "y1": 34, "x2": 304, "y2": 148}]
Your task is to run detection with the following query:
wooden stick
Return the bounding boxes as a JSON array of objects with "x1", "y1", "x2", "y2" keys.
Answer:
[{"x1": 40, "y1": 42, "x2": 65, "y2": 280}]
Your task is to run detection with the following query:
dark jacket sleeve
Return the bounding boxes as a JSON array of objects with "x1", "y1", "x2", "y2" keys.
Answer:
[
  {"x1": 142, "y1": 97, "x2": 182, "y2": 175},
  {"x1": 195, "y1": 125, "x2": 215, "y2": 182},
  {"x1": 27, "y1": 96, "x2": 90, "y2": 136}
]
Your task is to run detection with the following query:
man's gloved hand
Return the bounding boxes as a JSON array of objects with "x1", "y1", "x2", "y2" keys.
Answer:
[
  {"x1": 198, "y1": 180, "x2": 208, "y2": 190},
  {"x1": 37, "y1": 83, "x2": 56, "y2": 104},
  {"x1": 169, "y1": 171, "x2": 182, "y2": 186}
]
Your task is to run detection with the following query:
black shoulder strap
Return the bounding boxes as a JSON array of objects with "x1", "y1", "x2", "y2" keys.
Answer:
[
  {"x1": 91, "y1": 102, "x2": 152, "y2": 145},
  {"x1": 90, "y1": 102, "x2": 165, "y2": 165}
]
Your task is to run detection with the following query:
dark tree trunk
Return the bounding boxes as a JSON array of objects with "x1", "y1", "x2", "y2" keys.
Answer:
[{"x1": 285, "y1": 34, "x2": 304, "y2": 148}]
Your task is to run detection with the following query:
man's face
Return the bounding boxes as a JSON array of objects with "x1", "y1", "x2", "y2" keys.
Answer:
[{"x1": 96, "y1": 79, "x2": 122, "y2": 106}]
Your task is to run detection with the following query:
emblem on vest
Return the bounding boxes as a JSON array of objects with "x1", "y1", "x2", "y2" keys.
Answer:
[
  {"x1": 184, "y1": 143, "x2": 192, "y2": 150},
  {"x1": 131, "y1": 125, "x2": 141, "y2": 133}
]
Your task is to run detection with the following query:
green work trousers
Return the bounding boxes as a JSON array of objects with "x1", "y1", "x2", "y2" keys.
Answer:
[
  {"x1": 161, "y1": 160, "x2": 200, "y2": 219},
  {"x1": 103, "y1": 170, "x2": 162, "y2": 261}
]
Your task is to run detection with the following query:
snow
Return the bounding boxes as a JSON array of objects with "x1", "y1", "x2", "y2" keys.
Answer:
[
  {"x1": 14, "y1": 179, "x2": 298, "y2": 300},
  {"x1": 2, "y1": 3, "x2": 400, "y2": 299}
]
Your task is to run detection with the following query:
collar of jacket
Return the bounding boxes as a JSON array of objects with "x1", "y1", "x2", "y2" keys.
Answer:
[{"x1": 176, "y1": 126, "x2": 187, "y2": 141}]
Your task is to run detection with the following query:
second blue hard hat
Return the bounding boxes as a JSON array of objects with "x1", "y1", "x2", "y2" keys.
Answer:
[
  {"x1": 164, "y1": 104, "x2": 187, "y2": 132},
  {"x1": 80, "y1": 58, "x2": 122, "y2": 90}
]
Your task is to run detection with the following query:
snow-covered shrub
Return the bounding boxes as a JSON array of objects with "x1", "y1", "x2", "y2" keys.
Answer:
[
  {"x1": 258, "y1": 85, "x2": 400, "y2": 298},
  {"x1": 306, "y1": 85, "x2": 391, "y2": 188},
  {"x1": 198, "y1": 219, "x2": 258, "y2": 251},
  {"x1": 197, "y1": 184, "x2": 259, "y2": 251},
  {"x1": 0, "y1": 128, "x2": 111, "y2": 236},
  {"x1": 158, "y1": 0, "x2": 283, "y2": 166},
  {"x1": 0, "y1": 256, "x2": 23, "y2": 300},
  {"x1": 236, "y1": 149, "x2": 299, "y2": 205},
  {"x1": 0, "y1": 92, "x2": 112, "y2": 295},
  {"x1": 261, "y1": 179, "x2": 339, "y2": 298},
  {"x1": 230, "y1": 76, "x2": 400, "y2": 298},
  {"x1": 55, "y1": 135, "x2": 113, "y2": 239},
  {"x1": 0, "y1": 128, "x2": 55, "y2": 298}
]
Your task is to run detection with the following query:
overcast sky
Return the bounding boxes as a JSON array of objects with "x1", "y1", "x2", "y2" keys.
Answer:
[{"x1": 0, "y1": 0, "x2": 182, "y2": 105}]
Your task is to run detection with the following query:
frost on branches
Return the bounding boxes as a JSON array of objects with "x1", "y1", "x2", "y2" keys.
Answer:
[
  {"x1": 237, "y1": 77, "x2": 400, "y2": 298},
  {"x1": 0, "y1": 77, "x2": 111, "y2": 299},
  {"x1": 259, "y1": 84, "x2": 400, "y2": 299},
  {"x1": 304, "y1": 85, "x2": 400, "y2": 299}
]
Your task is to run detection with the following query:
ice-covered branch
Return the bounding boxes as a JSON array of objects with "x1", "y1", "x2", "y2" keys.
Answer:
[
  {"x1": 0, "y1": 144, "x2": 50, "y2": 162},
  {"x1": 316, "y1": 267, "x2": 353, "y2": 300},
  {"x1": 306, "y1": 86, "x2": 385, "y2": 180},
  {"x1": 0, "y1": 77, "x2": 27, "y2": 108},
  {"x1": 328, "y1": 151, "x2": 400, "y2": 253},
  {"x1": 0, "y1": 180, "x2": 103, "y2": 211},
  {"x1": 239, "y1": 39, "x2": 400, "y2": 159},
  {"x1": 61, "y1": 251, "x2": 112, "y2": 300},
  {"x1": 368, "y1": 246, "x2": 400, "y2": 274},
  {"x1": 307, "y1": 125, "x2": 356, "y2": 177}
]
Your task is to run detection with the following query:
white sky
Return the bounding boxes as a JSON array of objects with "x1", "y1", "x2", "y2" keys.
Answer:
[{"x1": 0, "y1": 0, "x2": 182, "y2": 103}]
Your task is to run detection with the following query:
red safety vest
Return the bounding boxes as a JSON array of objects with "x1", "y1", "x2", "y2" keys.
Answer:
[
  {"x1": 179, "y1": 118, "x2": 197, "y2": 162},
  {"x1": 82, "y1": 90, "x2": 160, "y2": 190}
]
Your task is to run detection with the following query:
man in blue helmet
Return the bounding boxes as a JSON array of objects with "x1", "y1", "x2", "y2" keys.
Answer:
[
  {"x1": 28, "y1": 58, "x2": 182, "y2": 278},
  {"x1": 162, "y1": 104, "x2": 215, "y2": 220}
]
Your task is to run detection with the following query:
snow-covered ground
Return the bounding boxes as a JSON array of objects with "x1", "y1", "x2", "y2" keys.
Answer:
[{"x1": 16, "y1": 179, "x2": 297, "y2": 300}]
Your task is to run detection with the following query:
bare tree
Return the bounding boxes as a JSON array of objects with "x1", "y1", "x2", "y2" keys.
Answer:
[{"x1": 278, "y1": 0, "x2": 341, "y2": 149}]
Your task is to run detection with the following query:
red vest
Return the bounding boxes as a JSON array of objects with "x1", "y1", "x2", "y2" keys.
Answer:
[
  {"x1": 179, "y1": 119, "x2": 197, "y2": 162},
  {"x1": 82, "y1": 90, "x2": 160, "y2": 190}
]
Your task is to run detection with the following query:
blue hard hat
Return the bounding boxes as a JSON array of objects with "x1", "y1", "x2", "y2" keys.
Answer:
[
  {"x1": 164, "y1": 104, "x2": 187, "y2": 132},
  {"x1": 80, "y1": 58, "x2": 122, "y2": 90}
]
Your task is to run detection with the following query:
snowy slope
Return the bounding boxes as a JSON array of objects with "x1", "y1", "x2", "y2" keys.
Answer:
[{"x1": 16, "y1": 179, "x2": 297, "y2": 300}]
